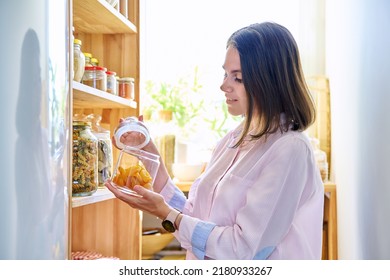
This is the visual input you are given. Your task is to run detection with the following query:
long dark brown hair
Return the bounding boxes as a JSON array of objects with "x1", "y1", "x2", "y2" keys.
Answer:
[{"x1": 227, "y1": 22, "x2": 315, "y2": 147}]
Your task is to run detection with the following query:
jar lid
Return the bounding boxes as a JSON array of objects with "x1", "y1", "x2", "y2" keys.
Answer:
[
  {"x1": 114, "y1": 117, "x2": 150, "y2": 149},
  {"x1": 74, "y1": 39, "x2": 82, "y2": 45},
  {"x1": 85, "y1": 66, "x2": 98, "y2": 71},
  {"x1": 83, "y1": 52, "x2": 92, "y2": 58},
  {"x1": 73, "y1": 121, "x2": 91, "y2": 127},
  {"x1": 96, "y1": 66, "x2": 107, "y2": 72},
  {"x1": 119, "y1": 77, "x2": 135, "y2": 82},
  {"x1": 106, "y1": 71, "x2": 117, "y2": 76},
  {"x1": 91, "y1": 57, "x2": 99, "y2": 64}
]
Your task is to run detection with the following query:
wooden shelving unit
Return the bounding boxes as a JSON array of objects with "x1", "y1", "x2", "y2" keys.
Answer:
[{"x1": 69, "y1": 0, "x2": 141, "y2": 260}]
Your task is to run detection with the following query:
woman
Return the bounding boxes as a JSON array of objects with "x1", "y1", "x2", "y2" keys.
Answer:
[{"x1": 105, "y1": 22, "x2": 324, "y2": 260}]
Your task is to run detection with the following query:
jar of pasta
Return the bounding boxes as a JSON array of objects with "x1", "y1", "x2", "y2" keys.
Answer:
[{"x1": 72, "y1": 121, "x2": 99, "y2": 196}]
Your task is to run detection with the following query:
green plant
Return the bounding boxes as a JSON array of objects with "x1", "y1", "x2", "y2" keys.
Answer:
[{"x1": 144, "y1": 67, "x2": 205, "y2": 130}]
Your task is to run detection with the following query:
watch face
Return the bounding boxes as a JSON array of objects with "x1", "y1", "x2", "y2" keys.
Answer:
[{"x1": 162, "y1": 220, "x2": 176, "y2": 233}]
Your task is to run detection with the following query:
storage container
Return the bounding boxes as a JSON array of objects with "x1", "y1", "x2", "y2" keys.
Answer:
[
  {"x1": 87, "y1": 114, "x2": 114, "y2": 188},
  {"x1": 82, "y1": 66, "x2": 107, "y2": 91},
  {"x1": 106, "y1": 71, "x2": 117, "y2": 95},
  {"x1": 72, "y1": 121, "x2": 99, "y2": 196},
  {"x1": 73, "y1": 39, "x2": 85, "y2": 82},
  {"x1": 111, "y1": 146, "x2": 160, "y2": 195},
  {"x1": 118, "y1": 77, "x2": 135, "y2": 100}
]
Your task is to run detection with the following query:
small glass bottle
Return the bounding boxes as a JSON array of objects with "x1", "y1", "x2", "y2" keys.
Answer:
[
  {"x1": 91, "y1": 57, "x2": 99, "y2": 66},
  {"x1": 95, "y1": 66, "x2": 107, "y2": 91},
  {"x1": 82, "y1": 66, "x2": 107, "y2": 91},
  {"x1": 82, "y1": 66, "x2": 97, "y2": 88},
  {"x1": 73, "y1": 39, "x2": 85, "y2": 82},
  {"x1": 72, "y1": 121, "x2": 99, "y2": 196},
  {"x1": 118, "y1": 77, "x2": 135, "y2": 100},
  {"x1": 84, "y1": 52, "x2": 93, "y2": 66},
  {"x1": 106, "y1": 71, "x2": 117, "y2": 95}
]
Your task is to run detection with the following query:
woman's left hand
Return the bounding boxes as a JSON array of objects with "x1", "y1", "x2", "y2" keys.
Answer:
[{"x1": 104, "y1": 180, "x2": 171, "y2": 220}]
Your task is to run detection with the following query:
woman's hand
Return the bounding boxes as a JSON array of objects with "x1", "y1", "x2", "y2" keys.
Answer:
[{"x1": 105, "y1": 179, "x2": 171, "y2": 220}]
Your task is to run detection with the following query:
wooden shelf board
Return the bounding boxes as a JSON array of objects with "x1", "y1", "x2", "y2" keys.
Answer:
[
  {"x1": 73, "y1": 81, "x2": 137, "y2": 109},
  {"x1": 73, "y1": 0, "x2": 137, "y2": 34},
  {"x1": 72, "y1": 187, "x2": 115, "y2": 208}
]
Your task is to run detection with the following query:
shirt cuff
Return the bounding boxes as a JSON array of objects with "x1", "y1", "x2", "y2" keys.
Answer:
[
  {"x1": 191, "y1": 220, "x2": 216, "y2": 260},
  {"x1": 159, "y1": 178, "x2": 186, "y2": 212}
]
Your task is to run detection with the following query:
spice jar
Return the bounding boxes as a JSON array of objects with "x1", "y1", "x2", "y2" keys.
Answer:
[
  {"x1": 106, "y1": 71, "x2": 117, "y2": 95},
  {"x1": 91, "y1": 57, "x2": 99, "y2": 66},
  {"x1": 84, "y1": 52, "x2": 93, "y2": 66},
  {"x1": 82, "y1": 66, "x2": 107, "y2": 91},
  {"x1": 114, "y1": 117, "x2": 150, "y2": 150},
  {"x1": 118, "y1": 77, "x2": 135, "y2": 100},
  {"x1": 72, "y1": 121, "x2": 99, "y2": 196},
  {"x1": 73, "y1": 39, "x2": 85, "y2": 82}
]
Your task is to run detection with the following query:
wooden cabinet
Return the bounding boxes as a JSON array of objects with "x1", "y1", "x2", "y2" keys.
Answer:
[{"x1": 69, "y1": 0, "x2": 141, "y2": 260}]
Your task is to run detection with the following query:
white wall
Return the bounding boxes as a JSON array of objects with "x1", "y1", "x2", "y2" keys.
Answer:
[{"x1": 326, "y1": 0, "x2": 390, "y2": 259}]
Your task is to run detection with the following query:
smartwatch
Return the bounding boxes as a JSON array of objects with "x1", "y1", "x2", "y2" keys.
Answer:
[{"x1": 162, "y1": 209, "x2": 181, "y2": 233}]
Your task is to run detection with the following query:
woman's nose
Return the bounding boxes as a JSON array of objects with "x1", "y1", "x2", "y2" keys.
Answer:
[{"x1": 220, "y1": 80, "x2": 230, "y2": 93}]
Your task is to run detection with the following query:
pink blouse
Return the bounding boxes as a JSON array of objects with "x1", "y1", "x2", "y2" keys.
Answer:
[{"x1": 160, "y1": 125, "x2": 324, "y2": 260}]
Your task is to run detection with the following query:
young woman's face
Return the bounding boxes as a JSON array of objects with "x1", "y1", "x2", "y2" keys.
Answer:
[{"x1": 220, "y1": 46, "x2": 248, "y2": 116}]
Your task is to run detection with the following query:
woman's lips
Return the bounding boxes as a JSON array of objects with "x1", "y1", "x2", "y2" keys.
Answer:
[{"x1": 226, "y1": 98, "x2": 237, "y2": 104}]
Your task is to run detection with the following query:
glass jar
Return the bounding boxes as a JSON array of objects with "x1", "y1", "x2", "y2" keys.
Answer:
[
  {"x1": 86, "y1": 114, "x2": 114, "y2": 188},
  {"x1": 311, "y1": 137, "x2": 329, "y2": 182},
  {"x1": 118, "y1": 77, "x2": 135, "y2": 100},
  {"x1": 72, "y1": 121, "x2": 99, "y2": 196},
  {"x1": 111, "y1": 146, "x2": 160, "y2": 194},
  {"x1": 82, "y1": 66, "x2": 107, "y2": 91},
  {"x1": 84, "y1": 52, "x2": 93, "y2": 66},
  {"x1": 106, "y1": 71, "x2": 117, "y2": 95},
  {"x1": 114, "y1": 116, "x2": 150, "y2": 150},
  {"x1": 91, "y1": 57, "x2": 99, "y2": 66},
  {"x1": 73, "y1": 39, "x2": 85, "y2": 82}
]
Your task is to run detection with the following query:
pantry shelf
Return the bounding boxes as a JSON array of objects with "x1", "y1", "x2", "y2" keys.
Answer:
[
  {"x1": 72, "y1": 187, "x2": 115, "y2": 208},
  {"x1": 73, "y1": 81, "x2": 137, "y2": 109},
  {"x1": 73, "y1": 0, "x2": 137, "y2": 34}
]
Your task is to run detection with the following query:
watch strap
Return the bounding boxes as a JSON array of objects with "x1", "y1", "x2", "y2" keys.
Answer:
[{"x1": 162, "y1": 209, "x2": 181, "y2": 232}]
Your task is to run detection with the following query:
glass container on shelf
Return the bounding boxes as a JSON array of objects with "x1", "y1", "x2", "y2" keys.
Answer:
[
  {"x1": 153, "y1": 110, "x2": 176, "y2": 178},
  {"x1": 72, "y1": 121, "x2": 98, "y2": 196},
  {"x1": 84, "y1": 52, "x2": 93, "y2": 67},
  {"x1": 106, "y1": 71, "x2": 117, "y2": 95},
  {"x1": 73, "y1": 39, "x2": 85, "y2": 82},
  {"x1": 87, "y1": 114, "x2": 113, "y2": 188},
  {"x1": 82, "y1": 66, "x2": 107, "y2": 91},
  {"x1": 118, "y1": 77, "x2": 135, "y2": 100},
  {"x1": 311, "y1": 137, "x2": 328, "y2": 182}
]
